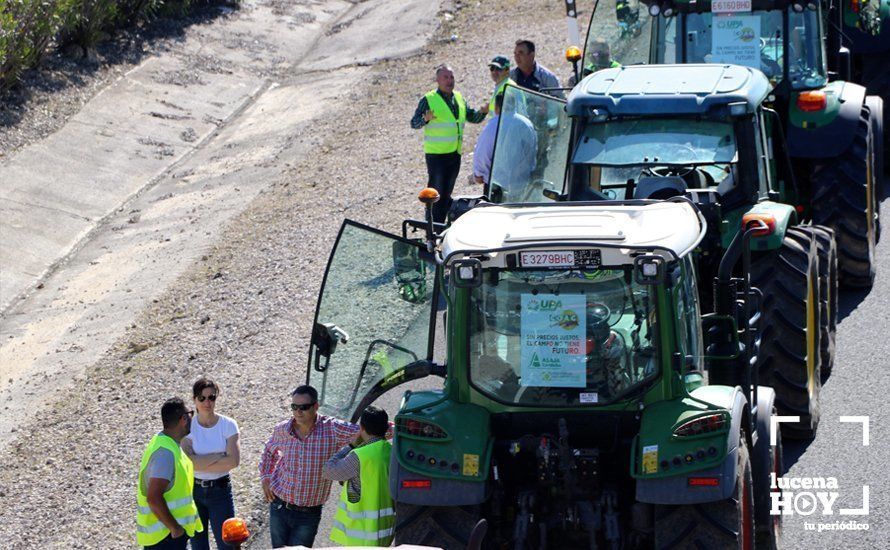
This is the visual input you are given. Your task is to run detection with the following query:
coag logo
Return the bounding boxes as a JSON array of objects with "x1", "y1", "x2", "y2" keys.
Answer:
[
  {"x1": 738, "y1": 27, "x2": 756, "y2": 42},
  {"x1": 550, "y1": 310, "x2": 579, "y2": 330}
]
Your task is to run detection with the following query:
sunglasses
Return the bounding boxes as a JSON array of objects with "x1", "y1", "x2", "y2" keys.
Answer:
[
  {"x1": 183, "y1": 410, "x2": 194, "y2": 419},
  {"x1": 290, "y1": 402, "x2": 316, "y2": 412},
  {"x1": 197, "y1": 394, "x2": 218, "y2": 402}
]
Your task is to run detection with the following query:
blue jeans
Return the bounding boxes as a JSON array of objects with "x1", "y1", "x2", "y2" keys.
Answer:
[
  {"x1": 191, "y1": 481, "x2": 235, "y2": 550},
  {"x1": 269, "y1": 501, "x2": 322, "y2": 548}
]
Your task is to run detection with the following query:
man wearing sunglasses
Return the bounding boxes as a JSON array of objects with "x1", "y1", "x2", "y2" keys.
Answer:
[
  {"x1": 136, "y1": 398, "x2": 203, "y2": 549},
  {"x1": 258, "y1": 385, "x2": 393, "y2": 548}
]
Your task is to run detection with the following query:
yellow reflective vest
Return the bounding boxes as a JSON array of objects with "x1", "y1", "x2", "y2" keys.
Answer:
[
  {"x1": 330, "y1": 439, "x2": 395, "y2": 546},
  {"x1": 489, "y1": 77, "x2": 517, "y2": 114},
  {"x1": 136, "y1": 434, "x2": 203, "y2": 546},
  {"x1": 423, "y1": 89, "x2": 466, "y2": 155}
]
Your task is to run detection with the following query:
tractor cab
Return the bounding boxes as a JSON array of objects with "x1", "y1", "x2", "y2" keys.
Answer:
[
  {"x1": 579, "y1": 0, "x2": 828, "y2": 93},
  {"x1": 488, "y1": 64, "x2": 794, "y2": 240},
  {"x1": 304, "y1": 198, "x2": 780, "y2": 547}
]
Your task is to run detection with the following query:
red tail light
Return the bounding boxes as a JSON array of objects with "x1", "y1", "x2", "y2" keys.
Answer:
[
  {"x1": 688, "y1": 477, "x2": 720, "y2": 487},
  {"x1": 397, "y1": 418, "x2": 448, "y2": 439},
  {"x1": 674, "y1": 413, "x2": 727, "y2": 437},
  {"x1": 402, "y1": 479, "x2": 432, "y2": 489}
]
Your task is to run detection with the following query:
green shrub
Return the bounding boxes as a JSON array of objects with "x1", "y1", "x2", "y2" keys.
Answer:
[
  {"x1": 0, "y1": 0, "x2": 62, "y2": 91},
  {"x1": 1, "y1": 0, "x2": 239, "y2": 92}
]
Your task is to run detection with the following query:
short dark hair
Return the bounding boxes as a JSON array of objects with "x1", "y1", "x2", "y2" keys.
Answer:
[
  {"x1": 495, "y1": 93, "x2": 505, "y2": 112},
  {"x1": 161, "y1": 397, "x2": 188, "y2": 429},
  {"x1": 193, "y1": 377, "x2": 220, "y2": 398},
  {"x1": 435, "y1": 64, "x2": 453, "y2": 77},
  {"x1": 360, "y1": 406, "x2": 389, "y2": 437},
  {"x1": 291, "y1": 384, "x2": 318, "y2": 402},
  {"x1": 515, "y1": 39, "x2": 536, "y2": 53}
]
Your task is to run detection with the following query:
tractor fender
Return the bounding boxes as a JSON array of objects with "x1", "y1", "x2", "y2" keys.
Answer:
[
  {"x1": 389, "y1": 393, "x2": 492, "y2": 506},
  {"x1": 787, "y1": 81, "x2": 866, "y2": 159},
  {"x1": 751, "y1": 387, "x2": 778, "y2": 532},
  {"x1": 635, "y1": 387, "x2": 749, "y2": 505},
  {"x1": 389, "y1": 449, "x2": 489, "y2": 506},
  {"x1": 723, "y1": 202, "x2": 796, "y2": 252}
]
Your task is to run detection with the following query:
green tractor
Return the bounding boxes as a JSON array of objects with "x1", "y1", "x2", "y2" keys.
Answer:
[
  {"x1": 307, "y1": 196, "x2": 783, "y2": 548},
  {"x1": 573, "y1": 0, "x2": 882, "y2": 287},
  {"x1": 486, "y1": 62, "x2": 832, "y2": 433},
  {"x1": 828, "y1": 0, "x2": 889, "y2": 181}
]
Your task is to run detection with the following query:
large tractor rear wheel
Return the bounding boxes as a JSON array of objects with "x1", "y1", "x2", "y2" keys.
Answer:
[
  {"x1": 751, "y1": 228, "x2": 822, "y2": 439},
  {"x1": 393, "y1": 503, "x2": 480, "y2": 549},
  {"x1": 654, "y1": 437, "x2": 754, "y2": 549},
  {"x1": 791, "y1": 226, "x2": 838, "y2": 377},
  {"x1": 865, "y1": 96, "x2": 884, "y2": 198},
  {"x1": 811, "y1": 107, "x2": 877, "y2": 288}
]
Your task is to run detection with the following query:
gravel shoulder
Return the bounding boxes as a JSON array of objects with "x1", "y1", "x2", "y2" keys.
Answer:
[{"x1": 0, "y1": 0, "x2": 572, "y2": 547}]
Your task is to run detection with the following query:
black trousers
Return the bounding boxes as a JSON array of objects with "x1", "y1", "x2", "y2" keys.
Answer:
[{"x1": 425, "y1": 152, "x2": 462, "y2": 223}]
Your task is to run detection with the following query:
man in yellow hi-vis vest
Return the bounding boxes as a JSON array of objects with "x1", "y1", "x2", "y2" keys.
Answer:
[
  {"x1": 323, "y1": 406, "x2": 394, "y2": 546},
  {"x1": 137, "y1": 397, "x2": 203, "y2": 549},
  {"x1": 411, "y1": 64, "x2": 486, "y2": 224},
  {"x1": 487, "y1": 55, "x2": 516, "y2": 115}
]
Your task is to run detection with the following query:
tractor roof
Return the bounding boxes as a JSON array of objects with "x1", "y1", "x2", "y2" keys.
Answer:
[
  {"x1": 567, "y1": 64, "x2": 770, "y2": 118},
  {"x1": 441, "y1": 201, "x2": 704, "y2": 265}
]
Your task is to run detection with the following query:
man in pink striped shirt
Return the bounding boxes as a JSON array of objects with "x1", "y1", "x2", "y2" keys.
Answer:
[{"x1": 258, "y1": 385, "x2": 360, "y2": 548}]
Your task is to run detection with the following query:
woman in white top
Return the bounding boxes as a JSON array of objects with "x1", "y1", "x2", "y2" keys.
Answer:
[{"x1": 182, "y1": 378, "x2": 241, "y2": 550}]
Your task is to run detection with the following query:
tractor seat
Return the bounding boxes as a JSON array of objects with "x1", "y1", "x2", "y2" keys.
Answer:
[{"x1": 633, "y1": 176, "x2": 687, "y2": 200}]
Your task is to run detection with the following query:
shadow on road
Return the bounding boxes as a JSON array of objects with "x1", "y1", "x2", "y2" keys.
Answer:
[
  {"x1": 781, "y1": 437, "x2": 814, "y2": 473},
  {"x1": 837, "y1": 286, "x2": 872, "y2": 322}
]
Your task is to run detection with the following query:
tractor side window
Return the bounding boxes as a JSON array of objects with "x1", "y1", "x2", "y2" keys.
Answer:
[
  {"x1": 489, "y1": 86, "x2": 570, "y2": 204},
  {"x1": 582, "y1": 0, "x2": 653, "y2": 77},
  {"x1": 753, "y1": 115, "x2": 770, "y2": 198},
  {"x1": 787, "y1": 9, "x2": 827, "y2": 89},
  {"x1": 682, "y1": 257, "x2": 703, "y2": 362}
]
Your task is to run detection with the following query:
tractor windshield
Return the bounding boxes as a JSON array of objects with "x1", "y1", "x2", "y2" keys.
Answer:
[
  {"x1": 570, "y1": 117, "x2": 738, "y2": 200},
  {"x1": 573, "y1": 118, "x2": 737, "y2": 166},
  {"x1": 655, "y1": 9, "x2": 827, "y2": 90},
  {"x1": 468, "y1": 267, "x2": 659, "y2": 406}
]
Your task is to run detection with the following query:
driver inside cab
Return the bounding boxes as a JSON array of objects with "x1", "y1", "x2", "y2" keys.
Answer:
[{"x1": 584, "y1": 301, "x2": 628, "y2": 396}]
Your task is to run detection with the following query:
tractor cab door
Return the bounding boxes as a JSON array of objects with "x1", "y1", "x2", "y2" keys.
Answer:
[
  {"x1": 486, "y1": 85, "x2": 571, "y2": 204},
  {"x1": 307, "y1": 220, "x2": 441, "y2": 422},
  {"x1": 582, "y1": 0, "x2": 653, "y2": 74}
]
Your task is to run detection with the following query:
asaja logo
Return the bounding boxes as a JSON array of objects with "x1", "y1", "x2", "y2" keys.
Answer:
[{"x1": 550, "y1": 310, "x2": 580, "y2": 330}]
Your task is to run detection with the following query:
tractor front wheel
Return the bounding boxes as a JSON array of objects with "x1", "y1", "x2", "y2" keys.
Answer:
[
  {"x1": 393, "y1": 502, "x2": 480, "y2": 549},
  {"x1": 751, "y1": 228, "x2": 822, "y2": 439},
  {"x1": 654, "y1": 437, "x2": 754, "y2": 549}
]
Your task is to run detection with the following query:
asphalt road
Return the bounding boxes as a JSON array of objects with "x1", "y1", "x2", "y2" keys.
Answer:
[{"x1": 780, "y1": 203, "x2": 890, "y2": 548}]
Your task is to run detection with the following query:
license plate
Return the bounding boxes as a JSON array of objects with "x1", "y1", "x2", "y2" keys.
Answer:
[{"x1": 519, "y1": 250, "x2": 601, "y2": 268}]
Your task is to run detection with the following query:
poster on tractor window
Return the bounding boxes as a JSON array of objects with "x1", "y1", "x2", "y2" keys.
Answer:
[
  {"x1": 711, "y1": 15, "x2": 761, "y2": 70},
  {"x1": 520, "y1": 293, "x2": 586, "y2": 387}
]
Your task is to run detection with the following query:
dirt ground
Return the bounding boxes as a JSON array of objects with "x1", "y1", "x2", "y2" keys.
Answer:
[{"x1": 0, "y1": 0, "x2": 579, "y2": 547}]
